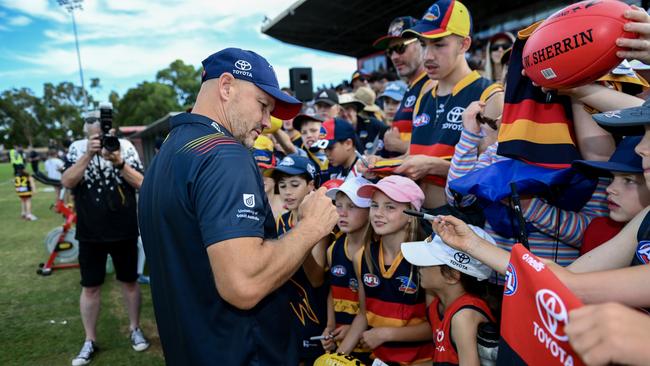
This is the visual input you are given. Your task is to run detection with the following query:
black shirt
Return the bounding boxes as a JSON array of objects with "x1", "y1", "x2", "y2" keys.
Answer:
[
  {"x1": 65, "y1": 139, "x2": 143, "y2": 242},
  {"x1": 138, "y1": 113, "x2": 298, "y2": 366}
]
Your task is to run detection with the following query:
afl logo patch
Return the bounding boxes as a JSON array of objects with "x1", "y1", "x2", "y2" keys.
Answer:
[
  {"x1": 363, "y1": 273, "x2": 380, "y2": 287},
  {"x1": 413, "y1": 113, "x2": 430, "y2": 127},
  {"x1": 331, "y1": 265, "x2": 347, "y2": 277},
  {"x1": 636, "y1": 241, "x2": 650, "y2": 264},
  {"x1": 504, "y1": 263, "x2": 517, "y2": 296}
]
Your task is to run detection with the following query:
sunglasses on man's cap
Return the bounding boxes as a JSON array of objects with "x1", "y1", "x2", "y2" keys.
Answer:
[{"x1": 385, "y1": 38, "x2": 418, "y2": 56}]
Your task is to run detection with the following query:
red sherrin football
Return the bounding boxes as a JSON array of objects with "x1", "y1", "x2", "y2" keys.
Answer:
[{"x1": 522, "y1": 0, "x2": 636, "y2": 89}]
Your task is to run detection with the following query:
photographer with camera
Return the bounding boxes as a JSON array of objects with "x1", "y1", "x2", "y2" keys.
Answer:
[{"x1": 61, "y1": 105, "x2": 147, "y2": 366}]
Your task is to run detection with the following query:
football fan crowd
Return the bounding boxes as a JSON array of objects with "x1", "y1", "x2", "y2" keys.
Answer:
[{"x1": 52, "y1": 0, "x2": 650, "y2": 365}]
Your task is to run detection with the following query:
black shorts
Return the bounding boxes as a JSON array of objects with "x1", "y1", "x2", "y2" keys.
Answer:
[{"x1": 78, "y1": 238, "x2": 138, "y2": 287}]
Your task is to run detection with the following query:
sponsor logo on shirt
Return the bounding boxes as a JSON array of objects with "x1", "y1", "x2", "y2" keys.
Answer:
[
  {"x1": 413, "y1": 113, "x2": 430, "y2": 127},
  {"x1": 363, "y1": 273, "x2": 380, "y2": 287},
  {"x1": 331, "y1": 265, "x2": 347, "y2": 277},
  {"x1": 243, "y1": 193, "x2": 255, "y2": 208},
  {"x1": 404, "y1": 95, "x2": 416, "y2": 108},
  {"x1": 441, "y1": 106, "x2": 465, "y2": 131},
  {"x1": 396, "y1": 276, "x2": 417, "y2": 294}
]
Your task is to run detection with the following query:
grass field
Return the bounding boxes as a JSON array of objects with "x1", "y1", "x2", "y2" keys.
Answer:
[{"x1": 0, "y1": 163, "x2": 165, "y2": 366}]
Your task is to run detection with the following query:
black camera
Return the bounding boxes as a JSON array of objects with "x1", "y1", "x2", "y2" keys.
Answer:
[{"x1": 99, "y1": 105, "x2": 120, "y2": 152}]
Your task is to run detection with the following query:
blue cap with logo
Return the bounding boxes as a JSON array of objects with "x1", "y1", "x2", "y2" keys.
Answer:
[
  {"x1": 273, "y1": 154, "x2": 317, "y2": 179},
  {"x1": 313, "y1": 118, "x2": 360, "y2": 150},
  {"x1": 373, "y1": 16, "x2": 419, "y2": 50},
  {"x1": 572, "y1": 136, "x2": 643, "y2": 176},
  {"x1": 201, "y1": 48, "x2": 302, "y2": 120},
  {"x1": 379, "y1": 81, "x2": 408, "y2": 102}
]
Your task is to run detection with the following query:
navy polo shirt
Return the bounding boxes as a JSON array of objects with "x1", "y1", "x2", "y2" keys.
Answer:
[{"x1": 138, "y1": 112, "x2": 297, "y2": 366}]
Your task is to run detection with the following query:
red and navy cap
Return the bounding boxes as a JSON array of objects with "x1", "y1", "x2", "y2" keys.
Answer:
[
  {"x1": 313, "y1": 118, "x2": 360, "y2": 150},
  {"x1": 403, "y1": 0, "x2": 472, "y2": 40},
  {"x1": 350, "y1": 70, "x2": 370, "y2": 83},
  {"x1": 372, "y1": 16, "x2": 419, "y2": 50},
  {"x1": 201, "y1": 48, "x2": 302, "y2": 120}
]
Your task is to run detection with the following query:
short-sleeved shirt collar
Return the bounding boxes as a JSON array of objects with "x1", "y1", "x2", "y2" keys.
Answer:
[{"x1": 171, "y1": 112, "x2": 234, "y2": 138}]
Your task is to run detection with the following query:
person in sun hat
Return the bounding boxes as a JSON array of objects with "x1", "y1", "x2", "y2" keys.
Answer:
[{"x1": 138, "y1": 47, "x2": 339, "y2": 365}]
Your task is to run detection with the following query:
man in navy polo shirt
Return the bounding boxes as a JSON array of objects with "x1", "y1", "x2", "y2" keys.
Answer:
[{"x1": 138, "y1": 48, "x2": 339, "y2": 365}]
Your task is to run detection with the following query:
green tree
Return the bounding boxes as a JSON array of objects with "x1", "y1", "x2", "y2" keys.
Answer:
[
  {"x1": 0, "y1": 88, "x2": 45, "y2": 147},
  {"x1": 115, "y1": 81, "x2": 180, "y2": 126},
  {"x1": 41, "y1": 81, "x2": 89, "y2": 140},
  {"x1": 156, "y1": 59, "x2": 201, "y2": 107}
]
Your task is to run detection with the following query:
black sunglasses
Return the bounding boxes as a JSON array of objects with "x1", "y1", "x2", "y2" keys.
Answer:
[
  {"x1": 385, "y1": 38, "x2": 418, "y2": 56},
  {"x1": 490, "y1": 43, "x2": 512, "y2": 52}
]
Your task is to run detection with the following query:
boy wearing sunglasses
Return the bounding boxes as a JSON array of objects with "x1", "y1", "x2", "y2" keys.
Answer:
[
  {"x1": 398, "y1": 0, "x2": 504, "y2": 215},
  {"x1": 372, "y1": 16, "x2": 430, "y2": 156}
]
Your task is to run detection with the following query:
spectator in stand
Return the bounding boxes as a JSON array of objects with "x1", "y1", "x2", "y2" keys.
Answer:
[
  {"x1": 372, "y1": 16, "x2": 429, "y2": 156},
  {"x1": 482, "y1": 32, "x2": 514, "y2": 83},
  {"x1": 572, "y1": 136, "x2": 650, "y2": 254},
  {"x1": 339, "y1": 92, "x2": 388, "y2": 156},
  {"x1": 354, "y1": 86, "x2": 385, "y2": 122},
  {"x1": 253, "y1": 135, "x2": 285, "y2": 219},
  {"x1": 378, "y1": 80, "x2": 408, "y2": 125},
  {"x1": 282, "y1": 115, "x2": 303, "y2": 148},
  {"x1": 350, "y1": 70, "x2": 370, "y2": 92},
  {"x1": 314, "y1": 89, "x2": 341, "y2": 119}
]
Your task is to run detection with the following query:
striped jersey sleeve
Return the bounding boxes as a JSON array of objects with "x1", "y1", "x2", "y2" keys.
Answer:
[{"x1": 445, "y1": 129, "x2": 505, "y2": 207}]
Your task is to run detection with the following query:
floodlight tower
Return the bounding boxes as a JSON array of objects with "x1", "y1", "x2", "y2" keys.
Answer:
[{"x1": 57, "y1": 0, "x2": 88, "y2": 111}]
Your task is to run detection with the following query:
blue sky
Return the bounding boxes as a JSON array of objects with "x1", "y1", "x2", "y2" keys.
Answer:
[{"x1": 0, "y1": 0, "x2": 357, "y2": 103}]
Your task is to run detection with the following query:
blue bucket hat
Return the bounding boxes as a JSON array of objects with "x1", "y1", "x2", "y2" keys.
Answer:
[
  {"x1": 572, "y1": 136, "x2": 643, "y2": 176},
  {"x1": 201, "y1": 48, "x2": 302, "y2": 120}
]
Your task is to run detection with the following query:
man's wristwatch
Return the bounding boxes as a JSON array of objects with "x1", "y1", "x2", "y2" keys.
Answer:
[{"x1": 115, "y1": 160, "x2": 126, "y2": 170}]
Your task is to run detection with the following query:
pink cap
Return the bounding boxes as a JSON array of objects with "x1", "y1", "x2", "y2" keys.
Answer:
[{"x1": 357, "y1": 175, "x2": 425, "y2": 211}]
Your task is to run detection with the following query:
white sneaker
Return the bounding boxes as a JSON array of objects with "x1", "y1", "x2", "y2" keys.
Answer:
[
  {"x1": 26, "y1": 214, "x2": 38, "y2": 221},
  {"x1": 72, "y1": 340, "x2": 96, "y2": 366},
  {"x1": 130, "y1": 328, "x2": 150, "y2": 352}
]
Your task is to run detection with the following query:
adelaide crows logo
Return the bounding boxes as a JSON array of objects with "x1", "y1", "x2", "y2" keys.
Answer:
[{"x1": 396, "y1": 276, "x2": 417, "y2": 294}]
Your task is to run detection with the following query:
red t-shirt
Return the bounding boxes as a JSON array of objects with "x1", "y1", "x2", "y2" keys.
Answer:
[{"x1": 580, "y1": 217, "x2": 625, "y2": 255}]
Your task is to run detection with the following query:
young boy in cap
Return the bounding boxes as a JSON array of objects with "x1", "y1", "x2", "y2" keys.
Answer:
[
  {"x1": 399, "y1": 0, "x2": 504, "y2": 211},
  {"x1": 379, "y1": 80, "x2": 408, "y2": 125},
  {"x1": 373, "y1": 16, "x2": 430, "y2": 156},
  {"x1": 273, "y1": 154, "x2": 331, "y2": 365},
  {"x1": 315, "y1": 118, "x2": 363, "y2": 181},
  {"x1": 573, "y1": 136, "x2": 650, "y2": 254}
]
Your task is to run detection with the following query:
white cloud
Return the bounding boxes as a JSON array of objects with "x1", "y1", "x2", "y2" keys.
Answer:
[{"x1": 8, "y1": 15, "x2": 31, "y2": 26}]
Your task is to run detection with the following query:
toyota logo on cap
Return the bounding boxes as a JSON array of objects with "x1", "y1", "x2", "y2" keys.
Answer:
[
  {"x1": 235, "y1": 60, "x2": 252, "y2": 71},
  {"x1": 535, "y1": 289, "x2": 569, "y2": 342},
  {"x1": 453, "y1": 252, "x2": 470, "y2": 264}
]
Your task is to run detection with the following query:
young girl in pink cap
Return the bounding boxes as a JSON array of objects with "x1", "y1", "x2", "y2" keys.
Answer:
[{"x1": 338, "y1": 175, "x2": 434, "y2": 366}]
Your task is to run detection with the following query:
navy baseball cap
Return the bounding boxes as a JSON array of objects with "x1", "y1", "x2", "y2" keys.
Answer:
[
  {"x1": 373, "y1": 16, "x2": 419, "y2": 49},
  {"x1": 273, "y1": 154, "x2": 316, "y2": 179},
  {"x1": 313, "y1": 118, "x2": 360, "y2": 150},
  {"x1": 592, "y1": 99, "x2": 650, "y2": 136},
  {"x1": 201, "y1": 48, "x2": 302, "y2": 120},
  {"x1": 573, "y1": 136, "x2": 643, "y2": 176}
]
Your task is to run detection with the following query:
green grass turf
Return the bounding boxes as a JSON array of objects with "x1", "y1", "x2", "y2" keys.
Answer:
[{"x1": 0, "y1": 163, "x2": 164, "y2": 365}]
